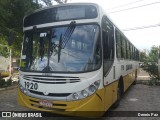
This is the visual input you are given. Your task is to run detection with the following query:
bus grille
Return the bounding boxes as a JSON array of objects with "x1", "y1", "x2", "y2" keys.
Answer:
[
  {"x1": 29, "y1": 89, "x2": 71, "y2": 97},
  {"x1": 23, "y1": 75, "x2": 81, "y2": 84}
]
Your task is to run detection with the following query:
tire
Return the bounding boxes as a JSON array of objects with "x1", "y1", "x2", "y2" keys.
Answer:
[
  {"x1": 133, "y1": 80, "x2": 137, "y2": 85},
  {"x1": 112, "y1": 82, "x2": 122, "y2": 109}
]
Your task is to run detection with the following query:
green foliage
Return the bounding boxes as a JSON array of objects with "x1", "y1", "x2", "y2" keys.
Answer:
[
  {"x1": 0, "y1": 72, "x2": 13, "y2": 88},
  {"x1": 148, "y1": 46, "x2": 158, "y2": 62},
  {"x1": 148, "y1": 78, "x2": 156, "y2": 86},
  {"x1": 139, "y1": 51, "x2": 147, "y2": 62},
  {"x1": 0, "y1": 0, "x2": 66, "y2": 58},
  {"x1": 6, "y1": 78, "x2": 12, "y2": 86},
  {"x1": 0, "y1": 35, "x2": 9, "y2": 57},
  {"x1": 144, "y1": 62, "x2": 158, "y2": 79},
  {"x1": 0, "y1": 47, "x2": 9, "y2": 58},
  {"x1": 0, "y1": 77, "x2": 12, "y2": 88},
  {"x1": 0, "y1": 77, "x2": 5, "y2": 88},
  {"x1": 0, "y1": 0, "x2": 42, "y2": 58},
  {"x1": 143, "y1": 46, "x2": 160, "y2": 84}
]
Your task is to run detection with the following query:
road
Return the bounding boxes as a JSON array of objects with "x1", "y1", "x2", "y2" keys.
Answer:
[
  {"x1": 0, "y1": 83, "x2": 160, "y2": 120},
  {"x1": 0, "y1": 69, "x2": 157, "y2": 120},
  {"x1": 137, "y1": 68, "x2": 150, "y2": 81}
]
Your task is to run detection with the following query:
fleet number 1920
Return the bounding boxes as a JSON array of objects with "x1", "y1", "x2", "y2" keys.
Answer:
[{"x1": 24, "y1": 81, "x2": 38, "y2": 90}]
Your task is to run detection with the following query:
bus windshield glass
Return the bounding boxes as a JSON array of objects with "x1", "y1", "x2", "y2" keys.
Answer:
[{"x1": 20, "y1": 24, "x2": 101, "y2": 73}]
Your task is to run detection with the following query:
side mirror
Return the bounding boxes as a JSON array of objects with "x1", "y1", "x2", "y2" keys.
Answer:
[{"x1": 8, "y1": 31, "x2": 14, "y2": 46}]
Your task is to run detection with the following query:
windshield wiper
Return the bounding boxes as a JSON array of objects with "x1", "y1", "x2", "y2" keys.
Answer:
[{"x1": 58, "y1": 21, "x2": 76, "y2": 62}]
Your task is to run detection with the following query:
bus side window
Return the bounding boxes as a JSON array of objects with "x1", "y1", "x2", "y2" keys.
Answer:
[
  {"x1": 115, "y1": 30, "x2": 121, "y2": 59},
  {"x1": 102, "y1": 17, "x2": 114, "y2": 76},
  {"x1": 116, "y1": 30, "x2": 127, "y2": 60},
  {"x1": 122, "y1": 37, "x2": 126, "y2": 59}
]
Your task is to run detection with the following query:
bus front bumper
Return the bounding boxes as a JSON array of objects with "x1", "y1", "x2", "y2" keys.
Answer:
[{"x1": 17, "y1": 88, "x2": 105, "y2": 117}]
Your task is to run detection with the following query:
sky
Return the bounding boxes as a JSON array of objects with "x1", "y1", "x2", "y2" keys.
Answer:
[{"x1": 64, "y1": 0, "x2": 160, "y2": 51}]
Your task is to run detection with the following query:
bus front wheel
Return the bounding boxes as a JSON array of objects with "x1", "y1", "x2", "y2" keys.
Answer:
[{"x1": 112, "y1": 81, "x2": 123, "y2": 108}]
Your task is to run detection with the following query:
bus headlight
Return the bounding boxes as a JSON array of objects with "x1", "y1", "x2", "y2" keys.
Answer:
[
  {"x1": 89, "y1": 85, "x2": 96, "y2": 93},
  {"x1": 72, "y1": 93, "x2": 79, "y2": 100},
  {"x1": 81, "y1": 90, "x2": 88, "y2": 97},
  {"x1": 67, "y1": 80, "x2": 100, "y2": 101}
]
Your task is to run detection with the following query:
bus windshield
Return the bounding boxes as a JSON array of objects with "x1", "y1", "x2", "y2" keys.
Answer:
[{"x1": 21, "y1": 24, "x2": 101, "y2": 73}]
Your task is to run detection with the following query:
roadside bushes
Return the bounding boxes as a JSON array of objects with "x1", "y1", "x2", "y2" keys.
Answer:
[
  {"x1": 141, "y1": 46, "x2": 160, "y2": 86},
  {"x1": 0, "y1": 75, "x2": 12, "y2": 88},
  {"x1": 0, "y1": 79, "x2": 5, "y2": 88},
  {"x1": 6, "y1": 78, "x2": 12, "y2": 86}
]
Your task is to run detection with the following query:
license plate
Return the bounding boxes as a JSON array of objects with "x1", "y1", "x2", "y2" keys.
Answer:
[{"x1": 39, "y1": 100, "x2": 53, "y2": 107}]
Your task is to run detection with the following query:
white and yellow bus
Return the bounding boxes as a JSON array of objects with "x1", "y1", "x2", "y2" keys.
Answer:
[{"x1": 17, "y1": 3, "x2": 139, "y2": 117}]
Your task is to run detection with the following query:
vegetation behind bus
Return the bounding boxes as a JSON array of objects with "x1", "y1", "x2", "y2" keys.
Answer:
[
  {"x1": 0, "y1": 0, "x2": 62, "y2": 58},
  {"x1": 140, "y1": 46, "x2": 160, "y2": 85}
]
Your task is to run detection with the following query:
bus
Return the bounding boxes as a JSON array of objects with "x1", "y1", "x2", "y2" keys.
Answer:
[{"x1": 17, "y1": 3, "x2": 139, "y2": 117}]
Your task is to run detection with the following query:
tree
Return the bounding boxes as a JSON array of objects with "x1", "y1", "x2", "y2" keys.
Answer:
[
  {"x1": 0, "y1": 0, "x2": 40, "y2": 57},
  {"x1": 139, "y1": 50, "x2": 147, "y2": 62},
  {"x1": 148, "y1": 46, "x2": 158, "y2": 63},
  {"x1": 143, "y1": 46, "x2": 159, "y2": 82},
  {"x1": 0, "y1": 0, "x2": 67, "y2": 58}
]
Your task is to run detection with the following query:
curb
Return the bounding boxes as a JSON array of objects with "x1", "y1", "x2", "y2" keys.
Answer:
[
  {"x1": 0, "y1": 84, "x2": 18, "y2": 91},
  {"x1": 137, "y1": 80, "x2": 149, "y2": 83},
  {"x1": 137, "y1": 80, "x2": 160, "y2": 86}
]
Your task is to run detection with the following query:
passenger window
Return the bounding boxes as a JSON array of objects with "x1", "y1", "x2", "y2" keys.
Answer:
[
  {"x1": 116, "y1": 31, "x2": 121, "y2": 59},
  {"x1": 122, "y1": 37, "x2": 126, "y2": 59},
  {"x1": 116, "y1": 30, "x2": 126, "y2": 59},
  {"x1": 127, "y1": 41, "x2": 130, "y2": 59}
]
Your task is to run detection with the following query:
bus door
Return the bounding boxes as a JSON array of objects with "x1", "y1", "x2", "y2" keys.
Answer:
[{"x1": 102, "y1": 17, "x2": 115, "y2": 109}]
